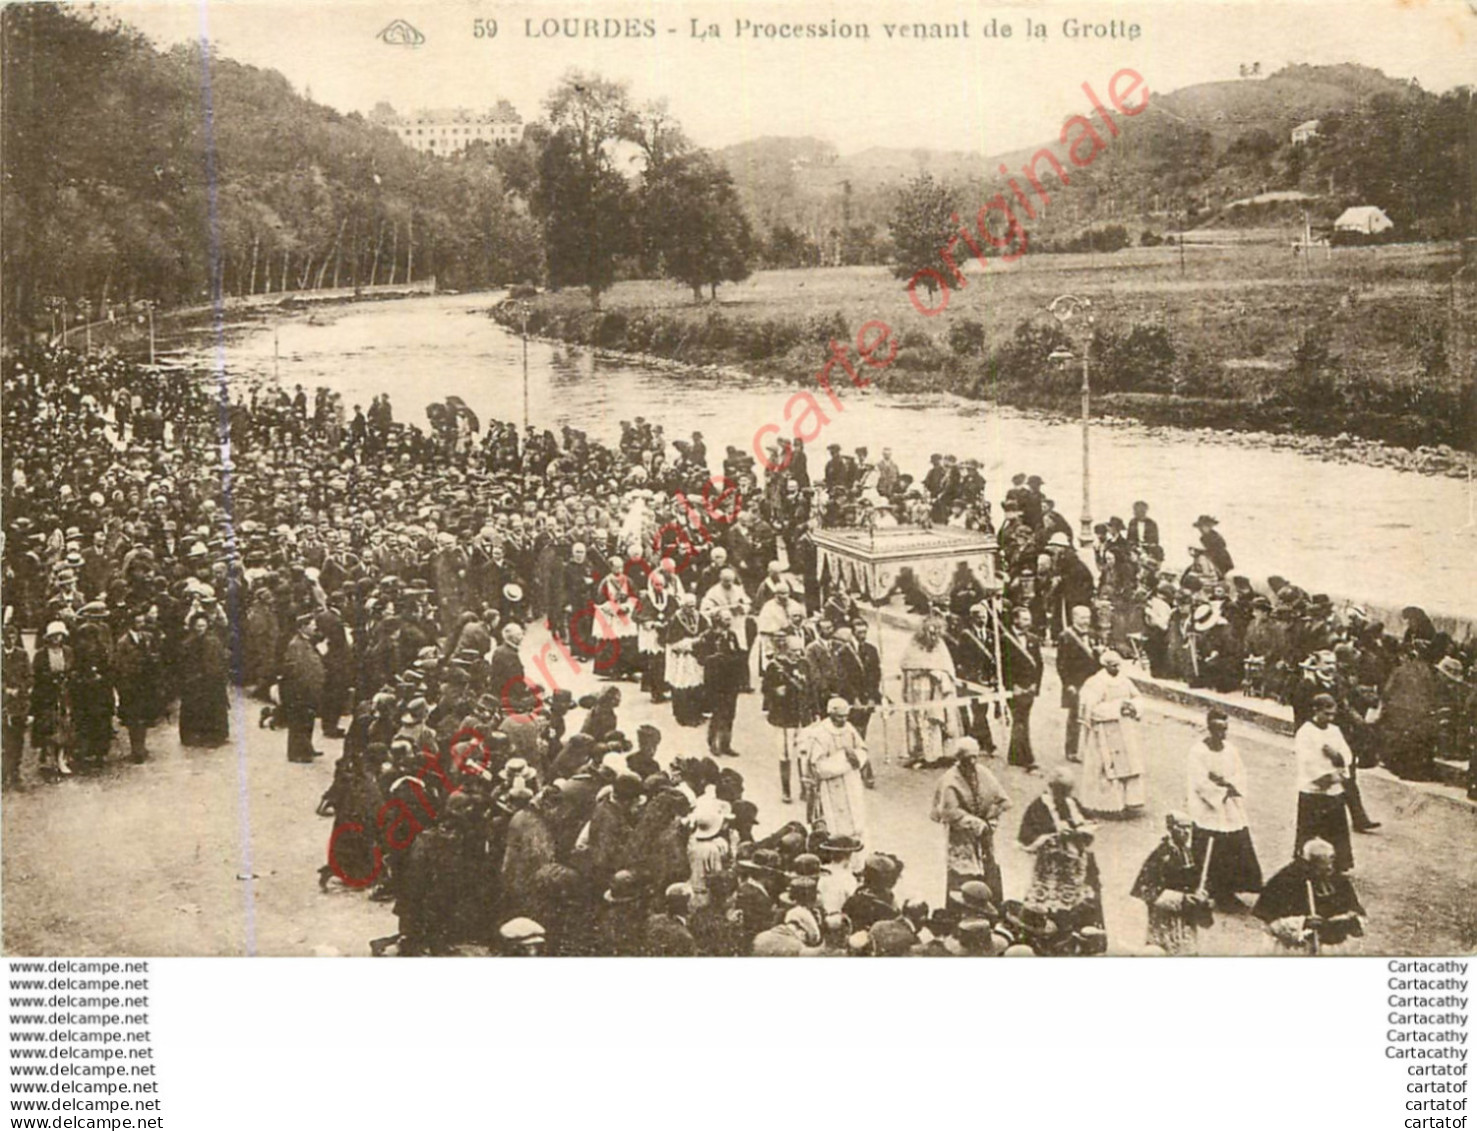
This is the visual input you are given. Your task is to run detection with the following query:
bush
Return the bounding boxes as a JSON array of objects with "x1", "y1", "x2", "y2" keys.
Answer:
[
  {"x1": 995, "y1": 318, "x2": 1074, "y2": 390},
  {"x1": 591, "y1": 310, "x2": 629, "y2": 348},
  {"x1": 649, "y1": 316, "x2": 685, "y2": 355},
  {"x1": 947, "y1": 318, "x2": 987, "y2": 357},
  {"x1": 1283, "y1": 324, "x2": 1340, "y2": 412},
  {"x1": 804, "y1": 310, "x2": 850, "y2": 346},
  {"x1": 696, "y1": 312, "x2": 735, "y2": 351},
  {"x1": 890, "y1": 327, "x2": 947, "y2": 372},
  {"x1": 1096, "y1": 322, "x2": 1176, "y2": 392},
  {"x1": 737, "y1": 317, "x2": 803, "y2": 361},
  {"x1": 624, "y1": 314, "x2": 657, "y2": 352}
]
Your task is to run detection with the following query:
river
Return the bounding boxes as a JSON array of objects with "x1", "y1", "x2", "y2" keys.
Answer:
[{"x1": 183, "y1": 293, "x2": 1475, "y2": 626}]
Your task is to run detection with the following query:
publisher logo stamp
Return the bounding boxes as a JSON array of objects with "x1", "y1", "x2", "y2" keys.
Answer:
[{"x1": 377, "y1": 19, "x2": 425, "y2": 47}]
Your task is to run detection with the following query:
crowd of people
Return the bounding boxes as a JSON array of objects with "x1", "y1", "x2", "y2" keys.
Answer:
[{"x1": 1, "y1": 340, "x2": 1471, "y2": 957}]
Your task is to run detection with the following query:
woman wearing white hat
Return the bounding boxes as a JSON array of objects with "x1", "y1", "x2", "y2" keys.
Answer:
[{"x1": 31, "y1": 621, "x2": 74, "y2": 779}]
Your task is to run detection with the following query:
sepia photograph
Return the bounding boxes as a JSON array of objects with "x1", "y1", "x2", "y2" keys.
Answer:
[{"x1": 1, "y1": 0, "x2": 1474, "y2": 961}]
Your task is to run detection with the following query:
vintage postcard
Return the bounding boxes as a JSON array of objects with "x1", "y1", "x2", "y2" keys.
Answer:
[{"x1": 1, "y1": 0, "x2": 1473, "y2": 960}]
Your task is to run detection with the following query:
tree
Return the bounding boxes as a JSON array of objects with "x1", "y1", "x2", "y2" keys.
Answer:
[
  {"x1": 887, "y1": 173, "x2": 959, "y2": 299},
  {"x1": 764, "y1": 224, "x2": 820, "y2": 269},
  {"x1": 531, "y1": 71, "x2": 638, "y2": 307},
  {"x1": 641, "y1": 152, "x2": 754, "y2": 301},
  {"x1": 1, "y1": 3, "x2": 538, "y2": 335}
]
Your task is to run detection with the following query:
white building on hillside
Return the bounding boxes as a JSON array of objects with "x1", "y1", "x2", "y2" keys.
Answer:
[
  {"x1": 370, "y1": 101, "x2": 523, "y2": 155},
  {"x1": 1333, "y1": 206, "x2": 1393, "y2": 235},
  {"x1": 1291, "y1": 119, "x2": 1321, "y2": 145}
]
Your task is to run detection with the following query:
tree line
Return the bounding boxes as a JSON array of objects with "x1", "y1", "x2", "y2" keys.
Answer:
[
  {"x1": 1, "y1": 4, "x2": 549, "y2": 336},
  {"x1": 0, "y1": 6, "x2": 761, "y2": 333}
]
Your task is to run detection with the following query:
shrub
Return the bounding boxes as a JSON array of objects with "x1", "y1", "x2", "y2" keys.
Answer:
[
  {"x1": 738, "y1": 317, "x2": 804, "y2": 360},
  {"x1": 995, "y1": 318, "x2": 1075, "y2": 390},
  {"x1": 891, "y1": 327, "x2": 947, "y2": 372},
  {"x1": 624, "y1": 314, "x2": 657, "y2": 352},
  {"x1": 1283, "y1": 324, "x2": 1340, "y2": 412},
  {"x1": 804, "y1": 310, "x2": 851, "y2": 346},
  {"x1": 591, "y1": 310, "x2": 629, "y2": 348},
  {"x1": 1096, "y1": 322, "x2": 1176, "y2": 392},
  {"x1": 697, "y1": 312, "x2": 735, "y2": 351},
  {"x1": 947, "y1": 318, "x2": 987, "y2": 357},
  {"x1": 649, "y1": 316, "x2": 685, "y2": 355}
]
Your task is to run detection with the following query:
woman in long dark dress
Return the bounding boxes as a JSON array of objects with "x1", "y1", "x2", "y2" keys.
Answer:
[
  {"x1": 70, "y1": 607, "x2": 116, "y2": 770},
  {"x1": 31, "y1": 621, "x2": 75, "y2": 779},
  {"x1": 178, "y1": 613, "x2": 230, "y2": 746}
]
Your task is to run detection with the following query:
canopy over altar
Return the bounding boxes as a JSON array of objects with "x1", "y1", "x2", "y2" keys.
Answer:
[{"x1": 813, "y1": 526, "x2": 999, "y2": 603}]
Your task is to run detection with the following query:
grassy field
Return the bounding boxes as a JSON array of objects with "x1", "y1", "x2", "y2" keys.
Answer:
[{"x1": 513, "y1": 240, "x2": 1474, "y2": 450}]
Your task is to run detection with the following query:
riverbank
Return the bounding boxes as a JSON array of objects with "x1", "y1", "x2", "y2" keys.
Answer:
[
  {"x1": 61, "y1": 279, "x2": 441, "y2": 356},
  {"x1": 491, "y1": 297, "x2": 1476, "y2": 480}
]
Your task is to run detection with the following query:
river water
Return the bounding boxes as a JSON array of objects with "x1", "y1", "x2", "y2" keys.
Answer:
[{"x1": 188, "y1": 293, "x2": 1475, "y2": 625}]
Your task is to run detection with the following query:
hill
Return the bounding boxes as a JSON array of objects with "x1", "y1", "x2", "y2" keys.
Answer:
[
  {"x1": 715, "y1": 64, "x2": 1470, "y2": 261},
  {"x1": 1, "y1": 3, "x2": 539, "y2": 336}
]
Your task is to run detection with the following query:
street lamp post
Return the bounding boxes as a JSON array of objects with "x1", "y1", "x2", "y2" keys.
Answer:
[
  {"x1": 137, "y1": 299, "x2": 157, "y2": 365},
  {"x1": 77, "y1": 297, "x2": 93, "y2": 357},
  {"x1": 1048, "y1": 294, "x2": 1095, "y2": 545}
]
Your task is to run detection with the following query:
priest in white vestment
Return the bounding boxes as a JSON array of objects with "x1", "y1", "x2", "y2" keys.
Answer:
[
  {"x1": 800, "y1": 697, "x2": 870, "y2": 843},
  {"x1": 899, "y1": 618, "x2": 962, "y2": 769},
  {"x1": 1077, "y1": 650, "x2": 1146, "y2": 816}
]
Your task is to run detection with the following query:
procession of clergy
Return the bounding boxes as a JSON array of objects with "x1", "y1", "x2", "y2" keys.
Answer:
[{"x1": 2, "y1": 343, "x2": 1391, "y2": 957}]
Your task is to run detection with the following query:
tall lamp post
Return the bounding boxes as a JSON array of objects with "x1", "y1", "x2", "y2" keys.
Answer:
[
  {"x1": 76, "y1": 297, "x2": 93, "y2": 357},
  {"x1": 1047, "y1": 293, "x2": 1095, "y2": 545},
  {"x1": 137, "y1": 299, "x2": 157, "y2": 366}
]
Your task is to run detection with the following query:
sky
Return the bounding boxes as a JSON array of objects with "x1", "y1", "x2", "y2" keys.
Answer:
[{"x1": 105, "y1": 0, "x2": 1475, "y2": 155}]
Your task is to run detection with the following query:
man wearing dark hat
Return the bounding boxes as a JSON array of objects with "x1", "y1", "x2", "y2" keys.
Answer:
[
  {"x1": 734, "y1": 849, "x2": 785, "y2": 942},
  {"x1": 843, "y1": 853, "x2": 903, "y2": 930},
  {"x1": 1045, "y1": 535, "x2": 1094, "y2": 645},
  {"x1": 1193, "y1": 515, "x2": 1234, "y2": 577},
  {"x1": 395, "y1": 791, "x2": 489, "y2": 956},
  {"x1": 824, "y1": 443, "x2": 849, "y2": 492},
  {"x1": 643, "y1": 882, "x2": 697, "y2": 956},
  {"x1": 594, "y1": 870, "x2": 648, "y2": 956},
  {"x1": 1127, "y1": 501, "x2": 1158, "y2": 550},
  {"x1": 1241, "y1": 596, "x2": 1282, "y2": 698},
  {"x1": 70, "y1": 602, "x2": 116, "y2": 768},
  {"x1": 627, "y1": 723, "x2": 663, "y2": 779},
  {"x1": 113, "y1": 607, "x2": 160, "y2": 763},
  {"x1": 317, "y1": 605, "x2": 352, "y2": 738},
  {"x1": 582, "y1": 772, "x2": 643, "y2": 897},
  {"x1": 489, "y1": 623, "x2": 526, "y2": 707},
  {"x1": 281, "y1": 612, "x2": 326, "y2": 763}
]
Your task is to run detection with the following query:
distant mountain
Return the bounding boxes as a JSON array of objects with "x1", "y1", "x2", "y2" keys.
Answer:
[
  {"x1": 714, "y1": 64, "x2": 1467, "y2": 257},
  {"x1": 1145, "y1": 64, "x2": 1419, "y2": 145}
]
